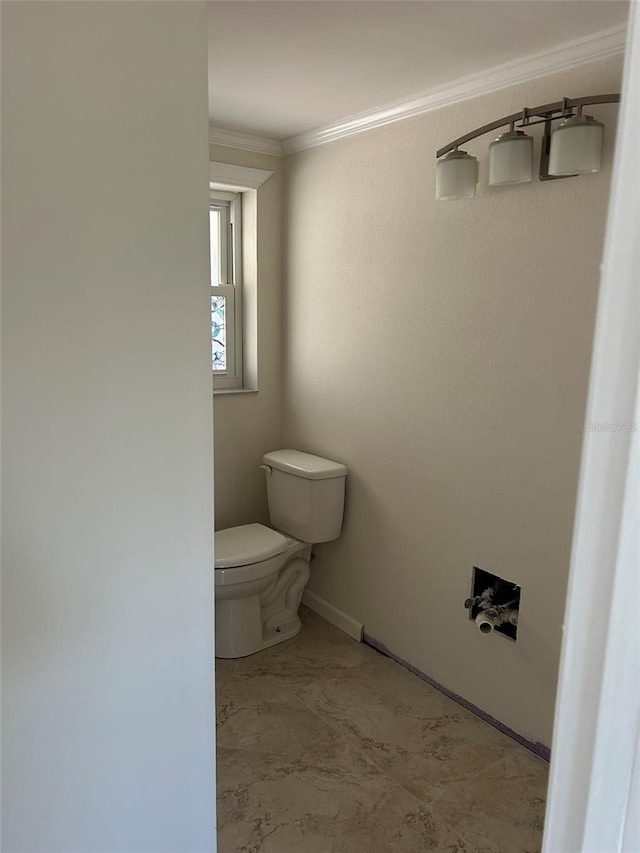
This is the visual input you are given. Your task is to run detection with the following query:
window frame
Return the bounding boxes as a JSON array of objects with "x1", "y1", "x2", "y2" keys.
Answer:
[
  {"x1": 209, "y1": 161, "x2": 273, "y2": 395},
  {"x1": 211, "y1": 189, "x2": 243, "y2": 391}
]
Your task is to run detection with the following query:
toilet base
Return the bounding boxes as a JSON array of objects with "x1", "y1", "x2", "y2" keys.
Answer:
[
  {"x1": 215, "y1": 550, "x2": 311, "y2": 659},
  {"x1": 214, "y1": 602, "x2": 303, "y2": 659},
  {"x1": 260, "y1": 614, "x2": 302, "y2": 652}
]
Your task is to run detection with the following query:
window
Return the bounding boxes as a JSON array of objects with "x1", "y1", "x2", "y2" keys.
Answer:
[
  {"x1": 210, "y1": 190, "x2": 242, "y2": 389},
  {"x1": 209, "y1": 161, "x2": 273, "y2": 394}
]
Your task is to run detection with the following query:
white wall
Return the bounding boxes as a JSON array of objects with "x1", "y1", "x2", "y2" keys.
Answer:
[
  {"x1": 283, "y1": 55, "x2": 622, "y2": 747},
  {"x1": 209, "y1": 145, "x2": 284, "y2": 531},
  {"x1": 1, "y1": 4, "x2": 215, "y2": 851},
  {"x1": 544, "y1": 5, "x2": 640, "y2": 847}
]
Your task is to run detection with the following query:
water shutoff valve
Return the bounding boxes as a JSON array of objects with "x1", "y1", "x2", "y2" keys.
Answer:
[{"x1": 466, "y1": 567, "x2": 521, "y2": 641}]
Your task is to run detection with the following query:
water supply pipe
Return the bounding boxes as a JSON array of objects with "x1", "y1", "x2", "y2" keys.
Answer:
[{"x1": 475, "y1": 607, "x2": 519, "y2": 634}]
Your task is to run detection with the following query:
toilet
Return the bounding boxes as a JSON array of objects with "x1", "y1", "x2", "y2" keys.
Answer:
[{"x1": 214, "y1": 449, "x2": 347, "y2": 659}]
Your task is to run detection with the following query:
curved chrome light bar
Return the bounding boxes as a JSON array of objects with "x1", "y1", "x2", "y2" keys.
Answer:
[{"x1": 436, "y1": 93, "x2": 620, "y2": 185}]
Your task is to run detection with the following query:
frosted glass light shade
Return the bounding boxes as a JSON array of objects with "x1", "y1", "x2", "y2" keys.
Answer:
[
  {"x1": 488, "y1": 131, "x2": 533, "y2": 186},
  {"x1": 549, "y1": 115, "x2": 604, "y2": 176},
  {"x1": 436, "y1": 150, "x2": 478, "y2": 201}
]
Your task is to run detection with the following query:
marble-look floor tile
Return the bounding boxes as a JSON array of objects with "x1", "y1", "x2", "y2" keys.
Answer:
[
  {"x1": 219, "y1": 606, "x2": 376, "y2": 687},
  {"x1": 294, "y1": 653, "x2": 520, "y2": 804},
  {"x1": 217, "y1": 744, "x2": 472, "y2": 853},
  {"x1": 428, "y1": 748, "x2": 549, "y2": 853},
  {"x1": 217, "y1": 672, "x2": 345, "y2": 759},
  {"x1": 215, "y1": 607, "x2": 548, "y2": 852}
]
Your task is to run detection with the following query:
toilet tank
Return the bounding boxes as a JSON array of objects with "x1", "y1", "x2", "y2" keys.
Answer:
[{"x1": 262, "y1": 449, "x2": 347, "y2": 543}]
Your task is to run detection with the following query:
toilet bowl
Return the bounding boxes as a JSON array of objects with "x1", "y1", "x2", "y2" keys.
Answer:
[
  {"x1": 214, "y1": 449, "x2": 347, "y2": 659},
  {"x1": 214, "y1": 523, "x2": 311, "y2": 658}
]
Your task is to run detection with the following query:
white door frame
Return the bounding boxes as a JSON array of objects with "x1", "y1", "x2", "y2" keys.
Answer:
[{"x1": 542, "y1": 2, "x2": 640, "y2": 850}]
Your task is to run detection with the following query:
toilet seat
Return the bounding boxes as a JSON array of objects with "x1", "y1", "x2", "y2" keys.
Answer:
[{"x1": 215, "y1": 523, "x2": 289, "y2": 569}]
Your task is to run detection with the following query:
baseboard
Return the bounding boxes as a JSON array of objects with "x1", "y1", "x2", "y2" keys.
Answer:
[
  {"x1": 363, "y1": 632, "x2": 551, "y2": 762},
  {"x1": 301, "y1": 590, "x2": 363, "y2": 642}
]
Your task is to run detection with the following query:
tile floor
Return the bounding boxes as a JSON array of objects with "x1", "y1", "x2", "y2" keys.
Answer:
[{"x1": 216, "y1": 606, "x2": 548, "y2": 853}]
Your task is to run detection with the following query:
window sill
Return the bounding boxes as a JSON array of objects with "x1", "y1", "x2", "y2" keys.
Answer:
[{"x1": 213, "y1": 388, "x2": 258, "y2": 397}]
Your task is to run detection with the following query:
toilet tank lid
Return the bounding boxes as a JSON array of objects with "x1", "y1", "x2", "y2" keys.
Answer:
[
  {"x1": 263, "y1": 449, "x2": 348, "y2": 480},
  {"x1": 214, "y1": 523, "x2": 289, "y2": 568}
]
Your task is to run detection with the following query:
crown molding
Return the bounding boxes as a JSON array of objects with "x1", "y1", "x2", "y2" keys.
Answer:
[
  {"x1": 209, "y1": 126, "x2": 283, "y2": 157},
  {"x1": 281, "y1": 24, "x2": 627, "y2": 155},
  {"x1": 209, "y1": 161, "x2": 273, "y2": 191}
]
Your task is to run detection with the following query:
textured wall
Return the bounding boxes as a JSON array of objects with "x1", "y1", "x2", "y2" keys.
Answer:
[
  {"x1": 1, "y1": 4, "x2": 215, "y2": 849},
  {"x1": 209, "y1": 145, "x2": 284, "y2": 531},
  {"x1": 282, "y1": 56, "x2": 623, "y2": 746}
]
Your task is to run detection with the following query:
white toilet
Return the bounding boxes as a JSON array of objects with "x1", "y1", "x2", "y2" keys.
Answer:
[{"x1": 214, "y1": 449, "x2": 347, "y2": 659}]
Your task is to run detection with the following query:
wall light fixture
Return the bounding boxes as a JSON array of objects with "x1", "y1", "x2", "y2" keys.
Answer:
[{"x1": 436, "y1": 94, "x2": 619, "y2": 201}]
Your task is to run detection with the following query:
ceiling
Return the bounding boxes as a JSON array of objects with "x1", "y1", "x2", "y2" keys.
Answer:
[{"x1": 208, "y1": 0, "x2": 628, "y2": 144}]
